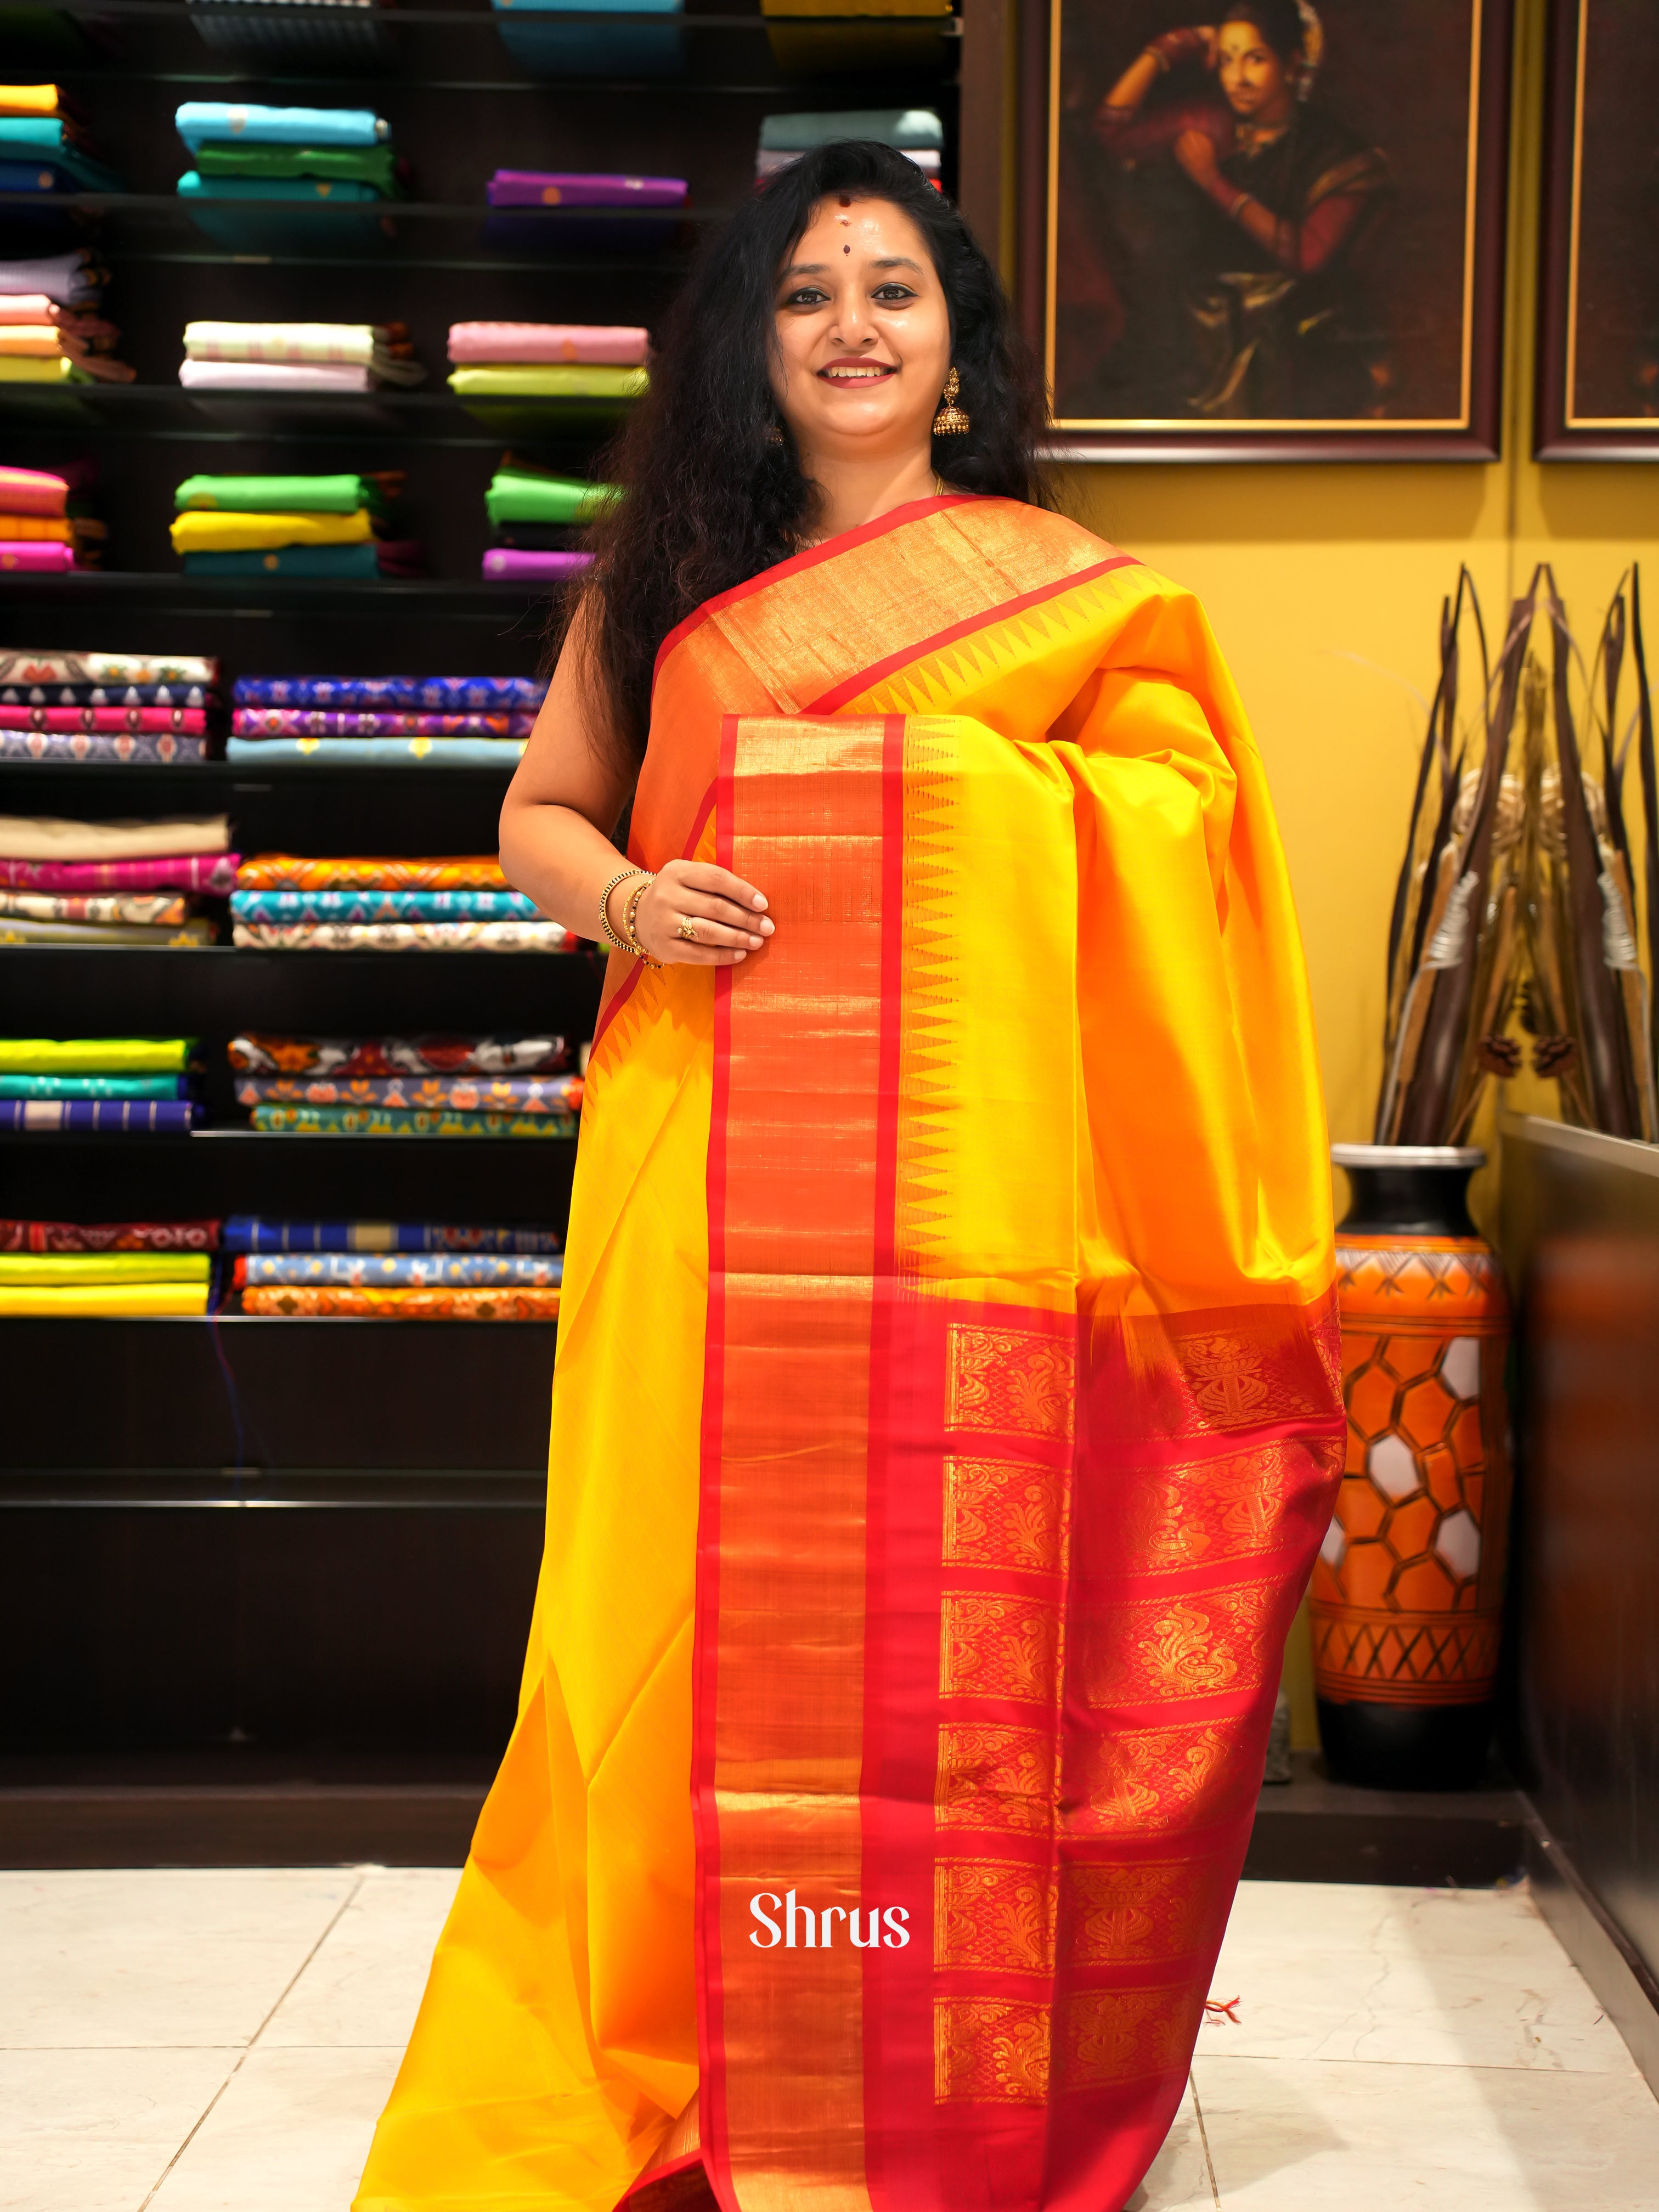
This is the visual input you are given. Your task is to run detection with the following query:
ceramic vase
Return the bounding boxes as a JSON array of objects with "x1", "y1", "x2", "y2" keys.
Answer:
[{"x1": 1310, "y1": 1144, "x2": 1512, "y2": 1790}]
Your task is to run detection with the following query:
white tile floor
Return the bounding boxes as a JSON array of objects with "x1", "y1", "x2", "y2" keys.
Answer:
[{"x1": 3, "y1": 1869, "x2": 1657, "y2": 2211}]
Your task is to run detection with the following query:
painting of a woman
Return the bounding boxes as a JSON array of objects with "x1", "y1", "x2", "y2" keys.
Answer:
[{"x1": 1055, "y1": 0, "x2": 1391, "y2": 422}]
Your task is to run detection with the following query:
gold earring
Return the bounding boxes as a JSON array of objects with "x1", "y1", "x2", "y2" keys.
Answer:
[
  {"x1": 764, "y1": 421, "x2": 785, "y2": 448},
  {"x1": 932, "y1": 366, "x2": 970, "y2": 435}
]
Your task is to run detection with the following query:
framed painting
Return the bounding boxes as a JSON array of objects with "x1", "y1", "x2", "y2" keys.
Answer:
[
  {"x1": 1020, "y1": 0, "x2": 1514, "y2": 460},
  {"x1": 1537, "y1": 0, "x2": 1659, "y2": 459}
]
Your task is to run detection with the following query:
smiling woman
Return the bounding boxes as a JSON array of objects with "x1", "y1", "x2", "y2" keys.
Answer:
[{"x1": 353, "y1": 138, "x2": 1342, "y2": 2212}]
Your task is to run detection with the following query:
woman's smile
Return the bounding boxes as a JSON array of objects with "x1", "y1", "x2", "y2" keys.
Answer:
[{"x1": 819, "y1": 360, "x2": 897, "y2": 382}]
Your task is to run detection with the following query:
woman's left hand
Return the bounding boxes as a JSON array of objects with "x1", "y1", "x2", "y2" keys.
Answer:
[{"x1": 1173, "y1": 128, "x2": 1223, "y2": 188}]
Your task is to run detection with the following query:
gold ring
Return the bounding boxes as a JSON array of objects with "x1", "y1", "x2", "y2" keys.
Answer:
[{"x1": 676, "y1": 918, "x2": 698, "y2": 941}]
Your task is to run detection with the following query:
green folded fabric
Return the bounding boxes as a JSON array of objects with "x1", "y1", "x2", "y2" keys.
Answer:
[
  {"x1": 174, "y1": 473, "x2": 387, "y2": 515},
  {"x1": 0, "y1": 1074, "x2": 186, "y2": 1099},
  {"x1": 454, "y1": 365, "x2": 646, "y2": 403},
  {"x1": 0, "y1": 1038, "x2": 193, "y2": 1074},
  {"x1": 0, "y1": 1252, "x2": 211, "y2": 1285},
  {"x1": 195, "y1": 142, "x2": 402, "y2": 194},
  {"x1": 484, "y1": 470, "x2": 619, "y2": 526}
]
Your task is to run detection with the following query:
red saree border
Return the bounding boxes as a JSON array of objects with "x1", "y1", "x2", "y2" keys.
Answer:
[
  {"x1": 802, "y1": 552, "x2": 1143, "y2": 716},
  {"x1": 691, "y1": 722, "x2": 738, "y2": 2205},
  {"x1": 651, "y1": 496, "x2": 981, "y2": 692}
]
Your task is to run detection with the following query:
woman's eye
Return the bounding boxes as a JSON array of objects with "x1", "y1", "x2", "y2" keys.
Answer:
[
  {"x1": 873, "y1": 285, "x2": 917, "y2": 304},
  {"x1": 783, "y1": 287, "x2": 830, "y2": 308}
]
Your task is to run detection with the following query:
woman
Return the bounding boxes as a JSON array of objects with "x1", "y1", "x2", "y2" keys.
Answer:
[
  {"x1": 1080, "y1": 0, "x2": 1389, "y2": 418},
  {"x1": 353, "y1": 138, "x2": 1341, "y2": 2212}
]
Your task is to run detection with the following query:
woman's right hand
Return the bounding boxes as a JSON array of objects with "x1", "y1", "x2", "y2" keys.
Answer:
[{"x1": 615, "y1": 858, "x2": 775, "y2": 966}]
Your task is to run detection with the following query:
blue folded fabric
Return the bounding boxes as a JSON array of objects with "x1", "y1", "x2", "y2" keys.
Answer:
[
  {"x1": 225, "y1": 736, "x2": 526, "y2": 766},
  {"x1": 233, "y1": 889, "x2": 540, "y2": 922},
  {"x1": 0, "y1": 1100, "x2": 199, "y2": 1133},
  {"x1": 177, "y1": 171, "x2": 382, "y2": 204},
  {"x1": 234, "y1": 675, "x2": 546, "y2": 710},
  {"x1": 184, "y1": 548, "x2": 380, "y2": 579},
  {"x1": 225, "y1": 1216, "x2": 564, "y2": 1254},
  {"x1": 0, "y1": 1075, "x2": 189, "y2": 1100},
  {"x1": 174, "y1": 102, "x2": 388, "y2": 150},
  {"x1": 492, "y1": 0, "x2": 684, "y2": 76},
  {"x1": 0, "y1": 153, "x2": 123, "y2": 193}
]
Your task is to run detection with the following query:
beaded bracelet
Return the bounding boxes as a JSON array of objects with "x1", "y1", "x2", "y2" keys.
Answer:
[
  {"x1": 623, "y1": 872, "x2": 662, "y2": 968},
  {"x1": 598, "y1": 866, "x2": 646, "y2": 952}
]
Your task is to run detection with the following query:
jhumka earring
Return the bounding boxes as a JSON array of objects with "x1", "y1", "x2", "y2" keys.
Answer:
[
  {"x1": 932, "y1": 365, "x2": 970, "y2": 435},
  {"x1": 764, "y1": 421, "x2": 785, "y2": 447}
]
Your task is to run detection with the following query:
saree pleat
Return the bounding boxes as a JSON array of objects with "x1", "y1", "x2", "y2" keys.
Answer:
[{"x1": 353, "y1": 494, "x2": 1341, "y2": 2212}]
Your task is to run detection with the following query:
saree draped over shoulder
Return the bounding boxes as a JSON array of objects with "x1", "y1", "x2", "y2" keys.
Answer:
[{"x1": 353, "y1": 494, "x2": 1343, "y2": 2212}]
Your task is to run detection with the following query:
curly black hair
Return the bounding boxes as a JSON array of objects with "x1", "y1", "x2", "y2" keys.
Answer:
[{"x1": 565, "y1": 138, "x2": 1052, "y2": 771}]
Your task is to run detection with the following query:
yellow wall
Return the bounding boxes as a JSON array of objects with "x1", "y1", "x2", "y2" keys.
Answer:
[{"x1": 1047, "y1": 0, "x2": 1659, "y2": 1742}]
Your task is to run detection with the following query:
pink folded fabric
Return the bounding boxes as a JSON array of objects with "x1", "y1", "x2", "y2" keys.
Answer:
[
  {"x1": 447, "y1": 323, "x2": 648, "y2": 366},
  {"x1": 0, "y1": 542, "x2": 75, "y2": 573},
  {"x1": 0, "y1": 853, "x2": 240, "y2": 893},
  {"x1": 482, "y1": 549, "x2": 594, "y2": 582},
  {"x1": 178, "y1": 359, "x2": 371, "y2": 392},
  {"x1": 0, "y1": 466, "x2": 69, "y2": 519},
  {"x1": 0, "y1": 705, "x2": 206, "y2": 735}
]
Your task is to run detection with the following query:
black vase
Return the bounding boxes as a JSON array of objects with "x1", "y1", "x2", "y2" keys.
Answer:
[{"x1": 1311, "y1": 1145, "x2": 1511, "y2": 1790}]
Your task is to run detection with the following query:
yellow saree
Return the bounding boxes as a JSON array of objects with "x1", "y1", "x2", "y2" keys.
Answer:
[{"x1": 353, "y1": 493, "x2": 1341, "y2": 2212}]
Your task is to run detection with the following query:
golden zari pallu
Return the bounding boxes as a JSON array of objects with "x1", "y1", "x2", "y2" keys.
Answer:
[{"x1": 354, "y1": 495, "x2": 1341, "y2": 2212}]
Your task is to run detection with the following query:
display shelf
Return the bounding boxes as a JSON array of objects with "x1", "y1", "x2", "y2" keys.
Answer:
[{"x1": 0, "y1": 573, "x2": 566, "y2": 608}]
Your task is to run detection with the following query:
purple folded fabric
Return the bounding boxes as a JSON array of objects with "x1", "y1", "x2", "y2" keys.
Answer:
[
  {"x1": 483, "y1": 549, "x2": 594, "y2": 582},
  {"x1": 486, "y1": 171, "x2": 687, "y2": 208},
  {"x1": 0, "y1": 1099, "x2": 200, "y2": 1133}
]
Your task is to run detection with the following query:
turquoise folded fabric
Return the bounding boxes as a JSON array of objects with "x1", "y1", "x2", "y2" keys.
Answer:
[
  {"x1": 174, "y1": 103, "x2": 388, "y2": 151},
  {"x1": 225, "y1": 737, "x2": 525, "y2": 766},
  {"x1": 0, "y1": 1074, "x2": 188, "y2": 1100},
  {"x1": 184, "y1": 546, "x2": 379, "y2": 578},
  {"x1": 177, "y1": 172, "x2": 382, "y2": 204}
]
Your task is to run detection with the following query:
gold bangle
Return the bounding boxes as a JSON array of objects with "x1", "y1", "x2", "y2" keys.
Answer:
[
  {"x1": 623, "y1": 872, "x2": 662, "y2": 968},
  {"x1": 598, "y1": 866, "x2": 646, "y2": 951}
]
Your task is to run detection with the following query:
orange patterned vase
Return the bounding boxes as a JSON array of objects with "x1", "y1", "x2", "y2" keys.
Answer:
[{"x1": 1311, "y1": 1144, "x2": 1512, "y2": 1788}]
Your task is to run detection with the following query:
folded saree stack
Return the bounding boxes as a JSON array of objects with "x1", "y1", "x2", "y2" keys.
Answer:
[
  {"x1": 228, "y1": 1031, "x2": 579, "y2": 1133},
  {"x1": 449, "y1": 323, "x2": 645, "y2": 436},
  {"x1": 0, "y1": 144, "x2": 133, "y2": 381},
  {"x1": 0, "y1": 83, "x2": 123, "y2": 199},
  {"x1": 226, "y1": 1214, "x2": 561, "y2": 1317},
  {"x1": 0, "y1": 798, "x2": 230, "y2": 936},
  {"x1": 0, "y1": 466, "x2": 106, "y2": 574},
  {"x1": 172, "y1": 472, "x2": 422, "y2": 580},
  {"x1": 0, "y1": 1215, "x2": 215, "y2": 1314},
  {"x1": 0, "y1": 647, "x2": 223, "y2": 763},
  {"x1": 231, "y1": 851, "x2": 571, "y2": 951},
  {"x1": 226, "y1": 673, "x2": 543, "y2": 764},
  {"x1": 178, "y1": 321, "x2": 425, "y2": 394},
  {"x1": 173, "y1": 102, "x2": 408, "y2": 250},
  {"x1": 755, "y1": 106, "x2": 943, "y2": 182},
  {"x1": 483, "y1": 462, "x2": 608, "y2": 582},
  {"x1": 0, "y1": 1038, "x2": 201, "y2": 1129}
]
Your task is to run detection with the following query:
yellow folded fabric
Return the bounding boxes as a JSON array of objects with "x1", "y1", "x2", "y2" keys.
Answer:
[
  {"x1": 0, "y1": 357, "x2": 83, "y2": 385},
  {"x1": 0, "y1": 1283, "x2": 210, "y2": 1316},
  {"x1": 169, "y1": 507, "x2": 373, "y2": 553},
  {"x1": 447, "y1": 365, "x2": 647, "y2": 400},
  {"x1": 0, "y1": 85, "x2": 63, "y2": 116},
  {"x1": 0, "y1": 1254, "x2": 211, "y2": 1285},
  {"x1": 0, "y1": 1039, "x2": 192, "y2": 1073},
  {"x1": 0, "y1": 329, "x2": 70, "y2": 357}
]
